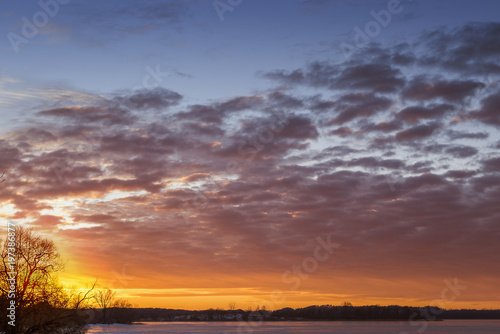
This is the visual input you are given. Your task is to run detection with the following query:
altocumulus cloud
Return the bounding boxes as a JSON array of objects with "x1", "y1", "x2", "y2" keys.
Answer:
[{"x1": 1, "y1": 22, "x2": 500, "y2": 304}]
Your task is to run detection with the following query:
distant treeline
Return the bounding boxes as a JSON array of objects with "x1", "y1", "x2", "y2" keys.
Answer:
[{"x1": 93, "y1": 305, "x2": 500, "y2": 323}]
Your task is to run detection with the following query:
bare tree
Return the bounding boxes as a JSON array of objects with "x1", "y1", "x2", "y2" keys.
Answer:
[
  {"x1": 0, "y1": 171, "x2": 5, "y2": 183},
  {"x1": 110, "y1": 298, "x2": 136, "y2": 324},
  {"x1": 113, "y1": 299, "x2": 133, "y2": 308},
  {"x1": 93, "y1": 289, "x2": 116, "y2": 324},
  {"x1": 0, "y1": 226, "x2": 96, "y2": 333},
  {"x1": 228, "y1": 302, "x2": 237, "y2": 311}
]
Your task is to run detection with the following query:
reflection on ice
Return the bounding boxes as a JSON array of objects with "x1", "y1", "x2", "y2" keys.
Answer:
[{"x1": 87, "y1": 320, "x2": 500, "y2": 334}]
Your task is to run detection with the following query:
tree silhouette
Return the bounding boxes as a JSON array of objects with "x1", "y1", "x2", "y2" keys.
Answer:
[
  {"x1": 0, "y1": 226, "x2": 96, "y2": 334},
  {"x1": 113, "y1": 298, "x2": 133, "y2": 308},
  {"x1": 93, "y1": 289, "x2": 116, "y2": 324},
  {"x1": 109, "y1": 298, "x2": 135, "y2": 324}
]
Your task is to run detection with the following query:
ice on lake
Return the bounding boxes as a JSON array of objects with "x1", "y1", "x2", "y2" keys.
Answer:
[{"x1": 87, "y1": 320, "x2": 500, "y2": 334}]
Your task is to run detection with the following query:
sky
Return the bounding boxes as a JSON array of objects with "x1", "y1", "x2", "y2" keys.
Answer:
[{"x1": 1, "y1": 0, "x2": 500, "y2": 310}]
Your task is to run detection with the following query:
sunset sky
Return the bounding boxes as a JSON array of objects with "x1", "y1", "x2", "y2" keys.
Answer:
[{"x1": 1, "y1": 0, "x2": 500, "y2": 310}]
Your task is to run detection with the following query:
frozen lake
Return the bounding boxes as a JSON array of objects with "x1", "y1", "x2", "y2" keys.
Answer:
[{"x1": 87, "y1": 320, "x2": 500, "y2": 333}]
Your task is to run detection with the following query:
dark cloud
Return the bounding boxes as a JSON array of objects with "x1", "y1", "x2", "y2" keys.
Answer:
[
  {"x1": 358, "y1": 43, "x2": 416, "y2": 66},
  {"x1": 37, "y1": 105, "x2": 134, "y2": 126},
  {"x1": 177, "y1": 104, "x2": 224, "y2": 124},
  {"x1": 421, "y1": 144, "x2": 448, "y2": 154},
  {"x1": 317, "y1": 145, "x2": 358, "y2": 158},
  {"x1": 361, "y1": 120, "x2": 402, "y2": 133},
  {"x1": 279, "y1": 116, "x2": 319, "y2": 139},
  {"x1": 263, "y1": 61, "x2": 338, "y2": 88},
  {"x1": 396, "y1": 104, "x2": 455, "y2": 123},
  {"x1": 16, "y1": 128, "x2": 58, "y2": 143},
  {"x1": 482, "y1": 157, "x2": 500, "y2": 172},
  {"x1": 472, "y1": 91, "x2": 500, "y2": 126},
  {"x1": 334, "y1": 63, "x2": 406, "y2": 93},
  {"x1": 219, "y1": 96, "x2": 265, "y2": 113},
  {"x1": 390, "y1": 51, "x2": 417, "y2": 66},
  {"x1": 267, "y1": 91, "x2": 304, "y2": 109},
  {"x1": 308, "y1": 96, "x2": 336, "y2": 113},
  {"x1": 328, "y1": 92, "x2": 392, "y2": 125},
  {"x1": 418, "y1": 22, "x2": 500, "y2": 75},
  {"x1": 328, "y1": 126, "x2": 353, "y2": 137},
  {"x1": 445, "y1": 145, "x2": 479, "y2": 158},
  {"x1": 446, "y1": 130, "x2": 489, "y2": 140},
  {"x1": 405, "y1": 161, "x2": 434, "y2": 174},
  {"x1": 115, "y1": 88, "x2": 182, "y2": 111},
  {"x1": 265, "y1": 61, "x2": 405, "y2": 93},
  {"x1": 177, "y1": 95, "x2": 264, "y2": 124},
  {"x1": 395, "y1": 123, "x2": 441, "y2": 141},
  {"x1": 347, "y1": 157, "x2": 405, "y2": 170},
  {"x1": 0, "y1": 140, "x2": 22, "y2": 171},
  {"x1": 184, "y1": 121, "x2": 225, "y2": 137},
  {"x1": 402, "y1": 76, "x2": 485, "y2": 103},
  {"x1": 444, "y1": 170, "x2": 477, "y2": 179}
]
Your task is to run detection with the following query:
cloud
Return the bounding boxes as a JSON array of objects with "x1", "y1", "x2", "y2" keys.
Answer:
[
  {"x1": 328, "y1": 92, "x2": 392, "y2": 125},
  {"x1": 446, "y1": 130, "x2": 489, "y2": 140},
  {"x1": 444, "y1": 170, "x2": 477, "y2": 179},
  {"x1": 36, "y1": 105, "x2": 134, "y2": 126},
  {"x1": 32, "y1": 215, "x2": 64, "y2": 230},
  {"x1": 182, "y1": 173, "x2": 211, "y2": 183},
  {"x1": 334, "y1": 63, "x2": 405, "y2": 93},
  {"x1": 347, "y1": 157, "x2": 405, "y2": 170},
  {"x1": 395, "y1": 123, "x2": 441, "y2": 142},
  {"x1": 264, "y1": 61, "x2": 405, "y2": 93},
  {"x1": 0, "y1": 80, "x2": 103, "y2": 106},
  {"x1": 263, "y1": 61, "x2": 338, "y2": 88},
  {"x1": 482, "y1": 157, "x2": 500, "y2": 172},
  {"x1": 0, "y1": 140, "x2": 22, "y2": 171},
  {"x1": 445, "y1": 145, "x2": 479, "y2": 158},
  {"x1": 329, "y1": 126, "x2": 353, "y2": 137},
  {"x1": 176, "y1": 96, "x2": 264, "y2": 124},
  {"x1": 472, "y1": 91, "x2": 500, "y2": 126},
  {"x1": 16, "y1": 128, "x2": 58, "y2": 143},
  {"x1": 402, "y1": 76, "x2": 485, "y2": 103},
  {"x1": 278, "y1": 116, "x2": 319, "y2": 139},
  {"x1": 115, "y1": 88, "x2": 182, "y2": 111},
  {"x1": 418, "y1": 22, "x2": 500, "y2": 75},
  {"x1": 361, "y1": 120, "x2": 402, "y2": 133},
  {"x1": 396, "y1": 104, "x2": 455, "y2": 123},
  {"x1": 2, "y1": 21, "x2": 500, "y2": 308}
]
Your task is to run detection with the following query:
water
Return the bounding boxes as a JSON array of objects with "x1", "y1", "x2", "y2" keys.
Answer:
[{"x1": 87, "y1": 320, "x2": 500, "y2": 333}]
